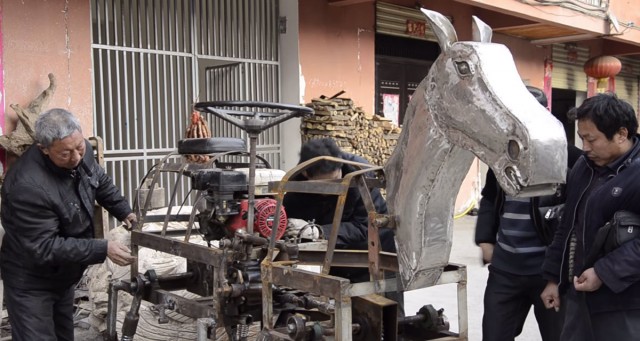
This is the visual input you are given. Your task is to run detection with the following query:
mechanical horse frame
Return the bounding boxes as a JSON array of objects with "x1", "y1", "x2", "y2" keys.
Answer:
[{"x1": 105, "y1": 9, "x2": 568, "y2": 341}]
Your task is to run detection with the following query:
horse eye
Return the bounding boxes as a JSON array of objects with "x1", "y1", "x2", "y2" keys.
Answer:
[{"x1": 455, "y1": 61, "x2": 472, "y2": 75}]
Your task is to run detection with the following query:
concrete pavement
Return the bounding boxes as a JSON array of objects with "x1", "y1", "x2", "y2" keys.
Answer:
[{"x1": 404, "y1": 215, "x2": 542, "y2": 341}]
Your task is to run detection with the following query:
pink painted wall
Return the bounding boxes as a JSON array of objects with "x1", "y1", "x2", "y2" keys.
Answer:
[
  {"x1": 0, "y1": 5, "x2": 4, "y2": 170},
  {"x1": 299, "y1": 0, "x2": 376, "y2": 113},
  {"x1": 2, "y1": 0, "x2": 93, "y2": 146}
]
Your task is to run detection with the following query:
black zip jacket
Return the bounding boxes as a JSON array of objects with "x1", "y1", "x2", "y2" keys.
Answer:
[
  {"x1": 0, "y1": 141, "x2": 132, "y2": 290},
  {"x1": 542, "y1": 136, "x2": 640, "y2": 314},
  {"x1": 282, "y1": 152, "x2": 392, "y2": 252}
]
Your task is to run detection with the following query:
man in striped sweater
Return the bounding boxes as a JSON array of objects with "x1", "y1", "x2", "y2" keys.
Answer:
[{"x1": 474, "y1": 86, "x2": 581, "y2": 341}]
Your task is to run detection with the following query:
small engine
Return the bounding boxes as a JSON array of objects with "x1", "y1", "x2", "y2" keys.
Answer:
[
  {"x1": 227, "y1": 199, "x2": 288, "y2": 240},
  {"x1": 189, "y1": 168, "x2": 287, "y2": 242}
]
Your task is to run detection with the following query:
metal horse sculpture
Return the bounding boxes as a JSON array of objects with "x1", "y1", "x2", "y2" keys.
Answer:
[{"x1": 385, "y1": 10, "x2": 568, "y2": 291}]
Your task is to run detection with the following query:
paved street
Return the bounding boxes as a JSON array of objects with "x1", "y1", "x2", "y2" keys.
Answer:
[{"x1": 404, "y1": 215, "x2": 541, "y2": 341}]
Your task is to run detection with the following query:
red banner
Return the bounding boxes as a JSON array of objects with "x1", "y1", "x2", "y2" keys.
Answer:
[{"x1": 543, "y1": 58, "x2": 553, "y2": 111}]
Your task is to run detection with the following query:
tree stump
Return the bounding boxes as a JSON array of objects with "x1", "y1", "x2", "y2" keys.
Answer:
[{"x1": 0, "y1": 73, "x2": 57, "y2": 158}]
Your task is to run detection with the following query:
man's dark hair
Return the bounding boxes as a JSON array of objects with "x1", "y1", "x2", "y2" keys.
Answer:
[
  {"x1": 526, "y1": 85, "x2": 548, "y2": 107},
  {"x1": 576, "y1": 93, "x2": 638, "y2": 139},
  {"x1": 299, "y1": 138, "x2": 343, "y2": 178}
]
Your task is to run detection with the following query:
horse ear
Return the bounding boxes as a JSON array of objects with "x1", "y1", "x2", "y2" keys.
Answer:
[
  {"x1": 472, "y1": 15, "x2": 493, "y2": 43},
  {"x1": 420, "y1": 9, "x2": 457, "y2": 52}
]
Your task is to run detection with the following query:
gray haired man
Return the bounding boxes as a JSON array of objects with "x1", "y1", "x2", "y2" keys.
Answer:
[{"x1": 1, "y1": 108, "x2": 136, "y2": 340}]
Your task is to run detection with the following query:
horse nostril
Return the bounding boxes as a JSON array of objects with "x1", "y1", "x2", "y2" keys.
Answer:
[{"x1": 507, "y1": 140, "x2": 521, "y2": 161}]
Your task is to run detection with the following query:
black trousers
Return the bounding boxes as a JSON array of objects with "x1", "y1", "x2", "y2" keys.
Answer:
[
  {"x1": 482, "y1": 266, "x2": 563, "y2": 341},
  {"x1": 4, "y1": 284, "x2": 75, "y2": 341},
  {"x1": 561, "y1": 288, "x2": 640, "y2": 341}
]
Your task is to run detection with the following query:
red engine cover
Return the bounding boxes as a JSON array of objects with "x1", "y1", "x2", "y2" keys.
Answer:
[{"x1": 226, "y1": 199, "x2": 288, "y2": 240}]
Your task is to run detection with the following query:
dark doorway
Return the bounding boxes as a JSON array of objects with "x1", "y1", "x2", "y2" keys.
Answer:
[
  {"x1": 375, "y1": 34, "x2": 439, "y2": 126},
  {"x1": 551, "y1": 88, "x2": 577, "y2": 146}
]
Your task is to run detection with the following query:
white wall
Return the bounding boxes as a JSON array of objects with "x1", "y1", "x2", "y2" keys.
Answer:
[{"x1": 279, "y1": 0, "x2": 304, "y2": 171}]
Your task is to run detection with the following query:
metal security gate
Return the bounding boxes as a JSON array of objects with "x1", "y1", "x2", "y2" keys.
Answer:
[{"x1": 91, "y1": 0, "x2": 281, "y2": 218}]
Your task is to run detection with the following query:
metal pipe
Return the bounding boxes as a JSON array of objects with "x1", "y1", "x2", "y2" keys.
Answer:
[
  {"x1": 106, "y1": 280, "x2": 130, "y2": 341},
  {"x1": 196, "y1": 318, "x2": 216, "y2": 341},
  {"x1": 121, "y1": 282, "x2": 144, "y2": 341},
  {"x1": 120, "y1": 300, "x2": 142, "y2": 340},
  {"x1": 242, "y1": 133, "x2": 259, "y2": 259}
]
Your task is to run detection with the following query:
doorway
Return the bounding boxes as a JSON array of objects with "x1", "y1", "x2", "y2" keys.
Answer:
[
  {"x1": 375, "y1": 34, "x2": 439, "y2": 126},
  {"x1": 551, "y1": 88, "x2": 579, "y2": 146}
]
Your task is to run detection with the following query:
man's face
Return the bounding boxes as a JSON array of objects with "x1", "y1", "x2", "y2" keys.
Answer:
[
  {"x1": 577, "y1": 118, "x2": 628, "y2": 167},
  {"x1": 40, "y1": 130, "x2": 86, "y2": 169}
]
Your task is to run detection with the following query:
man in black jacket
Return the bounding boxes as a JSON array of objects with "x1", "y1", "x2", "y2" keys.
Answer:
[
  {"x1": 1, "y1": 108, "x2": 136, "y2": 341},
  {"x1": 541, "y1": 93, "x2": 640, "y2": 340},
  {"x1": 283, "y1": 138, "x2": 395, "y2": 282},
  {"x1": 474, "y1": 86, "x2": 581, "y2": 341}
]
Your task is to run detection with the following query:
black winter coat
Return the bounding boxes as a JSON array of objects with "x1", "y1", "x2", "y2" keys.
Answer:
[
  {"x1": 282, "y1": 153, "x2": 394, "y2": 252},
  {"x1": 1, "y1": 141, "x2": 132, "y2": 290},
  {"x1": 542, "y1": 137, "x2": 640, "y2": 313}
]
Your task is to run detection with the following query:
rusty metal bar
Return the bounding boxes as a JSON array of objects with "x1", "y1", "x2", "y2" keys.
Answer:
[
  {"x1": 455, "y1": 265, "x2": 468, "y2": 340},
  {"x1": 89, "y1": 136, "x2": 109, "y2": 239},
  {"x1": 147, "y1": 289, "x2": 215, "y2": 319},
  {"x1": 352, "y1": 295, "x2": 397, "y2": 341},
  {"x1": 130, "y1": 231, "x2": 226, "y2": 266},
  {"x1": 321, "y1": 188, "x2": 348, "y2": 275},
  {"x1": 270, "y1": 263, "x2": 350, "y2": 298},
  {"x1": 296, "y1": 249, "x2": 399, "y2": 272},
  {"x1": 356, "y1": 175, "x2": 382, "y2": 281},
  {"x1": 335, "y1": 295, "x2": 353, "y2": 340},
  {"x1": 347, "y1": 278, "x2": 399, "y2": 297}
]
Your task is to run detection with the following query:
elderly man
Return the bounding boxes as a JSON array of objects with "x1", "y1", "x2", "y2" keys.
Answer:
[{"x1": 1, "y1": 108, "x2": 136, "y2": 341}]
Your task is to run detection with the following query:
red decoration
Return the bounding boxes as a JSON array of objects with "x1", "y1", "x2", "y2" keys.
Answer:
[
  {"x1": 584, "y1": 55, "x2": 622, "y2": 95},
  {"x1": 406, "y1": 20, "x2": 427, "y2": 38},
  {"x1": 583, "y1": 55, "x2": 622, "y2": 79}
]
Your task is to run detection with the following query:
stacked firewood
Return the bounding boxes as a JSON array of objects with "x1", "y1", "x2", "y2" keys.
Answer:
[
  {"x1": 302, "y1": 97, "x2": 401, "y2": 165},
  {"x1": 184, "y1": 111, "x2": 211, "y2": 163}
]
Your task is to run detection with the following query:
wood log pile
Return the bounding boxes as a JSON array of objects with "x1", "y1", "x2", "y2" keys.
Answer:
[{"x1": 301, "y1": 97, "x2": 401, "y2": 165}]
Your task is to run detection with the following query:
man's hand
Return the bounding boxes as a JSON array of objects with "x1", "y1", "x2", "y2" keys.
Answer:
[
  {"x1": 123, "y1": 213, "x2": 138, "y2": 230},
  {"x1": 107, "y1": 241, "x2": 136, "y2": 266},
  {"x1": 479, "y1": 243, "x2": 494, "y2": 265},
  {"x1": 541, "y1": 281, "x2": 561, "y2": 312},
  {"x1": 574, "y1": 267, "x2": 603, "y2": 292}
]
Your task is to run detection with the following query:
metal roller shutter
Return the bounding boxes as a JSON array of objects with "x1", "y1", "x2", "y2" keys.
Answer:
[
  {"x1": 551, "y1": 44, "x2": 590, "y2": 92},
  {"x1": 616, "y1": 56, "x2": 640, "y2": 113},
  {"x1": 376, "y1": 2, "x2": 450, "y2": 42}
]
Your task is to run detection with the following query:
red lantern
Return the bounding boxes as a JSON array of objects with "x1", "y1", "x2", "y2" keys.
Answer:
[{"x1": 584, "y1": 55, "x2": 622, "y2": 93}]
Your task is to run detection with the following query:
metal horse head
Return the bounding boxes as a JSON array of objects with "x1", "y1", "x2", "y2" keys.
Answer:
[{"x1": 384, "y1": 9, "x2": 567, "y2": 291}]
